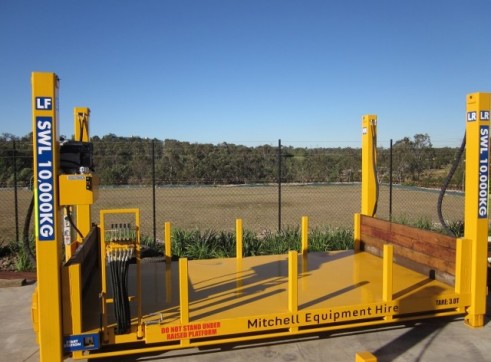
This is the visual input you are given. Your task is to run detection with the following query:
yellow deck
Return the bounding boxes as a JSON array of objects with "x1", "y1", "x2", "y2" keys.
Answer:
[{"x1": 108, "y1": 250, "x2": 463, "y2": 330}]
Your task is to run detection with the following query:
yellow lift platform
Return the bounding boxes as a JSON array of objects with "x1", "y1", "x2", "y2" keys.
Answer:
[{"x1": 30, "y1": 72, "x2": 491, "y2": 361}]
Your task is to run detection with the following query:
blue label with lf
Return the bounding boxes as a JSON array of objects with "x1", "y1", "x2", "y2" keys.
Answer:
[
  {"x1": 35, "y1": 97, "x2": 52, "y2": 110},
  {"x1": 35, "y1": 117, "x2": 55, "y2": 240},
  {"x1": 64, "y1": 333, "x2": 100, "y2": 352}
]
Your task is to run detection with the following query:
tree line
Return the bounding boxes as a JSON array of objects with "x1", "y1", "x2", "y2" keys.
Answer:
[{"x1": 0, "y1": 132, "x2": 464, "y2": 189}]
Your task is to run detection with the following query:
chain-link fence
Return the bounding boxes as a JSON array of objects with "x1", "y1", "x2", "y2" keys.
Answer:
[{"x1": 0, "y1": 138, "x2": 467, "y2": 244}]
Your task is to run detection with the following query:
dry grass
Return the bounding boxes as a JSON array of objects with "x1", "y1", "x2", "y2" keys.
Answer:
[{"x1": 0, "y1": 184, "x2": 465, "y2": 242}]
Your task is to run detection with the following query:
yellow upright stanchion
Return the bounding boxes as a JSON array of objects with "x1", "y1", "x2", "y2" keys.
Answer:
[
  {"x1": 179, "y1": 258, "x2": 190, "y2": 346},
  {"x1": 288, "y1": 250, "x2": 298, "y2": 332},
  {"x1": 301, "y1": 216, "x2": 308, "y2": 253},
  {"x1": 382, "y1": 244, "x2": 393, "y2": 303},
  {"x1": 361, "y1": 115, "x2": 377, "y2": 217},
  {"x1": 65, "y1": 107, "x2": 91, "y2": 358},
  {"x1": 236, "y1": 218, "x2": 243, "y2": 259},
  {"x1": 464, "y1": 92, "x2": 491, "y2": 327},
  {"x1": 164, "y1": 221, "x2": 172, "y2": 264},
  {"x1": 73, "y1": 107, "x2": 92, "y2": 233},
  {"x1": 31, "y1": 72, "x2": 64, "y2": 362}
]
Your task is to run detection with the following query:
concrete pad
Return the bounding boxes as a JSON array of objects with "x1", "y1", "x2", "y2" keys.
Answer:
[
  {"x1": 2, "y1": 284, "x2": 491, "y2": 361},
  {"x1": 0, "y1": 278, "x2": 26, "y2": 288}
]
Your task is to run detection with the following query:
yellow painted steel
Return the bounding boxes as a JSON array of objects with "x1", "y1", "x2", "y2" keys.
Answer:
[
  {"x1": 356, "y1": 351, "x2": 378, "y2": 362},
  {"x1": 382, "y1": 244, "x2": 393, "y2": 303},
  {"x1": 353, "y1": 213, "x2": 361, "y2": 251},
  {"x1": 288, "y1": 251, "x2": 299, "y2": 332},
  {"x1": 179, "y1": 258, "x2": 190, "y2": 346},
  {"x1": 65, "y1": 108, "x2": 95, "y2": 360},
  {"x1": 72, "y1": 107, "x2": 93, "y2": 243},
  {"x1": 236, "y1": 218, "x2": 243, "y2": 259},
  {"x1": 74, "y1": 107, "x2": 90, "y2": 142},
  {"x1": 361, "y1": 115, "x2": 377, "y2": 217},
  {"x1": 31, "y1": 72, "x2": 64, "y2": 362},
  {"x1": 59, "y1": 174, "x2": 99, "y2": 205},
  {"x1": 107, "y1": 251, "x2": 463, "y2": 358},
  {"x1": 464, "y1": 92, "x2": 491, "y2": 327},
  {"x1": 164, "y1": 221, "x2": 171, "y2": 263},
  {"x1": 31, "y1": 82, "x2": 491, "y2": 359},
  {"x1": 455, "y1": 238, "x2": 472, "y2": 313},
  {"x1": 301, "y1": 216, "x2": 308, "y2": 253}
]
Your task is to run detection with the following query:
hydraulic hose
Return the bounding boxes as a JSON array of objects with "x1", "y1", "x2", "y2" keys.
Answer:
[
  {"x1": 22, "y1": 195, "x2": 36, "y2": 266},
  {"x1": 108, "y1": 247, "x2": 133, "y2": 334},
  {"x1": 64, "y1": 206, "x2": 85, "y2": 240},
  {"x1": 371, "y1": 123, "x2": 379, "y2": 217},
  {"x1": 437, "y1": 133, "x2": 466, "y2": 236}
]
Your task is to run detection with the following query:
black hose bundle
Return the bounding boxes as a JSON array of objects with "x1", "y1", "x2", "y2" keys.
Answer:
[
  {"x1": 371, "y1": 123, "x2": 379, "y2": 217},
  {"x1": 108, "y1": 248, "x2": 133, "y2": 334},
  {"x1": 22, "y1": 195, "x2": 36, "y2": 266},
  {"x1": 437, "y1": 133, "x2": 466, "y2": 236}
]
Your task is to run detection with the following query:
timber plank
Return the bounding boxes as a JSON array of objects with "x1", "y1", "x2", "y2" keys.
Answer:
[{"x1": 359, "y1": 215, "x2": 457, "y2": 276}]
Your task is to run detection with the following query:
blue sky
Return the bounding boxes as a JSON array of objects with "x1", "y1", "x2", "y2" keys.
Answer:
[{"x1": 1, "y1": 0, "x2": 490, "y2": 148}]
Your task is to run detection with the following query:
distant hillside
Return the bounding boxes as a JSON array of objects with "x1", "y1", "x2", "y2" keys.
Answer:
[{"x1": 0, "y1": 132, "x2": 463, "y2": 189}]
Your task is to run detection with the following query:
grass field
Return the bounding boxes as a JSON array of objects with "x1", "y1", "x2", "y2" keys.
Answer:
[{"x1": 0, "y1": 184, "x2": 465, "y2": 243}]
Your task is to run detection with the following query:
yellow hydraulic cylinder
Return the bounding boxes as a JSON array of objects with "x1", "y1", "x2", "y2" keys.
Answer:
[
  {"x1": 74, "y1": 107, "x2": 90, "y2": 143},
  {"x1": 361, "y1": 115, "x2": 378, "y2": 217},
  {"x1": 463, "y1": 92, "x2": 491, "y2": 327},
  {"x1": 31, "y1": 72, "x2": 64, "y2": 362},
  {"x1": 73, "y1": 107, "x2": 93, "y2": 236}
]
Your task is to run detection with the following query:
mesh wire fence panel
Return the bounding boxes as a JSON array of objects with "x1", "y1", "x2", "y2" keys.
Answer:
[{"x1": 0, "y1": 138, "x2": 473, "y2": 243}]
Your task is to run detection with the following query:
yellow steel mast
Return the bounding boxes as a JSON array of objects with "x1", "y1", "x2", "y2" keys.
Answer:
[
  {"x1": 31, "y1": 72, "x2": 64, "y2": 361},
  {"x1": 464, "y1": 92, "x2": 491, "y2": 327},
  {"x1": 361, "y1": 114, "x2": 377, "y2": 217}
]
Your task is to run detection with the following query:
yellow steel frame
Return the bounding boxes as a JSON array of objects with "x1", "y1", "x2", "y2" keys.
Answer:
[
  {"x1": 31, "y1": 74, "x2": 490, "y2": 361},
  {"x1": 463, "y1": 92, "x2": 491, "y2": 327},
  {"x1": 361, "y1": 114, "x2": 377, "y2": 217},
  {"x1": 62, "y1": 107, "x2": 94, "y2": 359},
  {"x1": 31, "y1": 72, "x2": 64, "y2": 362}
]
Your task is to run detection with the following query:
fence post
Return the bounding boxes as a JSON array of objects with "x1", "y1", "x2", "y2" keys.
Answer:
[
  {"x1": 13, "y1": 139, "x2": 19, "y2": 242},
  {"x1": 152, "y1": 139, "x2": 156, "y2": 242},
  {"x1": 389, "y1": 139, "x2": 393, "y2": 222},
  {"x1": 278, "y1": 139, "x2": 282, "y2": 231}
]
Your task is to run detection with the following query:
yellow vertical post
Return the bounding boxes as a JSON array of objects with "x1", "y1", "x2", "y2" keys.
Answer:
[
  {"x1": 31, "y1": 72, "x2": 63, "y2": 362},
  {"x1": 455, "y1": 238, "x2": 472, "y2": 312},
  {"x1": 236, "y1": 218, "x2": 243, "y2": 259},
  {"x1": 164, "y1": 221, "x2": 172, "y2": 264},
  {"x1": 354, "y1": 213, "x2": 361, "y2": 252},
  {"x1": 382, "y1": 244, "x2": 393, "y2": 303},
  {"x1": 301, "y1": 216, "x2": 308, "y2": 253},
  {"x1": 464, "y1": 92, "x2": 491, "y2": 327},
  {"x1": 73, "y1": 107, "x2": 92, "y2": 237},
  {"x1": 288, "y1": 250, "x2": 298, "y2": 332},
  {"x1": 361, "y1": 115, "x2": 377, "y2": 217},
  {"x1": 66, "y1": 107, "x2": 91, "y2": 344},
  {"x1": 179, "y1": 258, "x2": 190, "y2": 345}
]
